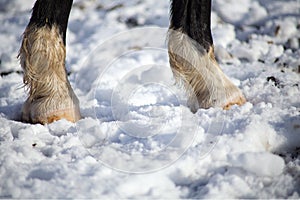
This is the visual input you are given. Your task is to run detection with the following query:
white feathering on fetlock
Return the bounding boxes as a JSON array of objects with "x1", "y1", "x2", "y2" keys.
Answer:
[
  {"x1": 19, "y1": 25, "x2": 81, "y2": 124},
  {"x1": 168, "y1": 30, "x2": 246, "y2": 112}
]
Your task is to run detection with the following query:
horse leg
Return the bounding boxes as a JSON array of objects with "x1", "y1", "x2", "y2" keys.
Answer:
[
  {"x1": 19, "y1": 0, "x2": 81, "y2": 124},
  {"x1": 168, "y1": 0, "x2": 246, "y2": 112}
]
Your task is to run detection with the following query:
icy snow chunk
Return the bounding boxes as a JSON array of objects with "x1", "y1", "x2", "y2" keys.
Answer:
[
  {"x1": 229, "y1": 152, "x2": 285, "y2": 177},
  {"x1": 213, "y1": 24, "x2": 236, "y2": 48},
  {"x1": 242, "y1": 115, "x2": 283, "y2": 151},
  {"x1": 232, "y1": 39, "x2": 269, "y2": 62},
  {"x1": 214, "y1": 0, "x2": 267, "y2": 26},
  {"x1": 77, "y1": 118, "x2": 107, "y2": 148},
  {"x1": 48, "y1": 119, "x2": 76, "y2": 136},
  {"x1": 203, "y1": 173, "x2": 253, "y2": 198},
  {"x1": 116, "y1": 174, "x2": 179, "y2": 198},
  {"x1": 275, "y1": 19, "x2": 298, "y2": 42},
  {"x1": 266, "y1": 44, "x2": 284, "y2": 61}
]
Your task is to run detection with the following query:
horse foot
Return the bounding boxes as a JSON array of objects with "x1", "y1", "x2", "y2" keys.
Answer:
[{"x1": 21, "y1": 95, "x2": 81, "y2": 124}]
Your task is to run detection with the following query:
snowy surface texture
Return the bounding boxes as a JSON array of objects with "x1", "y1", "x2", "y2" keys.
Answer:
[{"x1": 0, "y1": 0, "x2": 300, "y2": 198}]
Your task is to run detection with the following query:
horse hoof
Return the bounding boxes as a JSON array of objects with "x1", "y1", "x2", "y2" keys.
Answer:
[
  {"x1": 223, "y1": 93, "x2": 246, "y2": 110},
  {"x1": 21, "y1": 96, "x2": 81, "y2": 124}
]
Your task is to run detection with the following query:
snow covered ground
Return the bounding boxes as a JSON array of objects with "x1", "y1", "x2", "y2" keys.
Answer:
[{"x1": 0, "y1": 0, "x2": 300, "y2": 198}]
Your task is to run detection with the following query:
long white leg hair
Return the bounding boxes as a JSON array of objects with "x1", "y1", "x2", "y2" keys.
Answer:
[
  {"x1": 168, "y1": 0, "x2": 245, "y2": 112},
  {"x1": 19, "y1": 0, "x2": 81, "y2": 124}
]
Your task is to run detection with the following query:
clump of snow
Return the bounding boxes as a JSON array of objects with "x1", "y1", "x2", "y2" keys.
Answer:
[
  {"x1": 0, "y1": 0, "x2": 300, "y2": 199},
  {"x1": 229, "y1": 152, "x2": 285, "y2": 177},
  {"x1": 213, "y1": 0, "x2": 268, "y2": 26}
]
